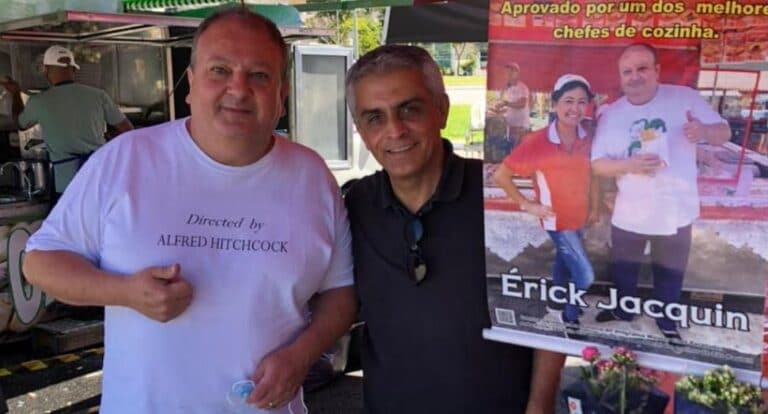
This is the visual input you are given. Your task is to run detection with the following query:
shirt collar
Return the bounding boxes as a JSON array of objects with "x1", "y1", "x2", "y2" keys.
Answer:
[
  {"x1": 52, "y1": 80, "x2": 75, "y2": 87},
  {"x1": 375, "y1": 139, "x2": 466, "y2": 214},
  {"x1": 547, "y1": 121, "x2": 588, "y2": 145}
]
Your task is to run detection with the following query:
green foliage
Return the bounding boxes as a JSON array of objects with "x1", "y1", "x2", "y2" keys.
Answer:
[
  {"x1": 303, "y1": 8, "x2": 383, "y2": 56},
  {"x1": 675, "y1": 367, "x2": 764, "y2": 413},
  {"x1": 451, "y1": 43, "x2": 478, "y2": 76},
  {"x1": 337, "y1": 12, "x2": 382, "y2": 56},
  {"x1": 459, "y1": 58, "x2": 477, "y2": 76}
]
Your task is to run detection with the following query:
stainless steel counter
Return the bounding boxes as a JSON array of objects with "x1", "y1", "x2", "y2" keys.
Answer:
[{"x1": 0, "y1": 198, "x2": 49, "y2": 221}]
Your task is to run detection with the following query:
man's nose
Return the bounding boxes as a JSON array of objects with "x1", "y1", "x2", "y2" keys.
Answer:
[
  {"x1": 384, "y1": 116, "x2": 408, "y2": 138},
  {"x1": 227, "y1": 71, "x2": 251, "y2": 97}
]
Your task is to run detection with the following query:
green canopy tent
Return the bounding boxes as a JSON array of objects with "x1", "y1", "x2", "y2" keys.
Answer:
[{"x1": 122, "y1": 0, "x2": 304, "y2": 27}]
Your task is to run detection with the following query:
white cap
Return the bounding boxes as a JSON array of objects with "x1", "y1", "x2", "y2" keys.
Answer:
[
  {"x1": 43, "y1": 46, "x2": 80, "y2": 70},
  {"x1": 553, "y1": 73, "x2": 591, "y2": 94}
]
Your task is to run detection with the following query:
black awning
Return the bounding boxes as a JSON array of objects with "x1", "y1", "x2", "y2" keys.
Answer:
[{"x1": 385, "y1": 0, "x2": 489, "y2": 43}]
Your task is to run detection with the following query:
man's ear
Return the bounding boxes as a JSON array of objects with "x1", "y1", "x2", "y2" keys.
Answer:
[
  {"x1": 279, "y1": 80, "x2": 290, "y2": 117},
  {"x1": 353, "y1": 116, "x2": 374, "y2": 152},
  {"x1": 438, "y1": 93, "x2": 450, "y2": 129},
  {"x1": 359, "y1": 132, "x2": 374, "y2": 152},
  {"x1": 185, "y1": 66, "x2": 194, "y2": 105},
  {"x1": 281, "y1": 79, "x2": 290, "y2": 104}
]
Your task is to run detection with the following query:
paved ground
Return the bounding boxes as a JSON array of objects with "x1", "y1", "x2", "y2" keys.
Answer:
[
  {"x1": 306, "y1": 364, "x2": 582, "y2": 414},
  {"x1": 1, "y1": 337, "x2": 586, "y2": 414},
  {"x1": 3, "y1": 369, "x2": 582, "y2": 414}
]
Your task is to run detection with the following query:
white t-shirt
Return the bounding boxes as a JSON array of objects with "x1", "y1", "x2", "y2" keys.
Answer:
[
  {"x1": 592, "y1": 84, "x2": 726, "y2": 235},
  {"x1": 27, "y1": 118, "x2": 354, "y2": 413},
  {"x1": 501, "y1": 81, "x2": 530, "y2": 129}
]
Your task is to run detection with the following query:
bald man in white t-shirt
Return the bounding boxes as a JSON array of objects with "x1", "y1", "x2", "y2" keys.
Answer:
[{"x1": 591, "y1": 43, "x2": 730, "y2": 343}]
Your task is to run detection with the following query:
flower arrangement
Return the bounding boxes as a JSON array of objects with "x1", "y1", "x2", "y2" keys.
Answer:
[
  {"x1": 579, "y1": 346, "x2": 662, "y2": 413},
  {"x1": 675, "y1": 366, "x2": 764, "y2": 413}
]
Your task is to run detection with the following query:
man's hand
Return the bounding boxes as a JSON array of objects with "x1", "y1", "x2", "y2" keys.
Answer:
[
  {"x1": 526, "y1": 349, "x2": 565, "y2": 414},
  {"x1": 683, "y1": 110, "x2": 704, "y2": 143},
  {"x1": 0, "y1": 77, "x2": 21, "y2": 95},
  {"x1": 602, "y1": 191, "x2": 616, "y2": 213},
  {"x1": 247, "y1": 345, "x2": 311, "y2": 410},
  {"x1": 626, "y1": 153, "x2": 663, "y2": 175},
  {"x1": 505, "y1": 96, "x2": 527, "y2": 109},
  {"x1": 489, "y1": 100, "x2": 507, "y2": 115},
  {"x1": 587, "y1": 207, "x2": 601, "y2": 226},
  {"x1": 520, "y1": 200, "x2": 554, "y2": 219},
  {"x1": 125, "y1": 263, "x2": 193, "y2": 322}
]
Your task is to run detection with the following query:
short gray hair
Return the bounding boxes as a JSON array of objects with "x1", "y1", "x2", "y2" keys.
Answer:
[
  {"x1": 190, "y1": 6, "x2": 288, "y2": 80},
  {"x1": 345, "y1": 45, "x2": 445, "y2": 116}
]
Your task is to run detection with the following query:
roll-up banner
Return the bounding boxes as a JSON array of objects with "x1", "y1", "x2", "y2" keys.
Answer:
[{"x1": 482, "y1": 0, "x2": 768, "y2": 385}]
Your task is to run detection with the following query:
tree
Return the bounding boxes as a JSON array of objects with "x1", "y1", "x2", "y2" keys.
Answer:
[
  {"x1": 451, "y1": 43, "x2": 478, "y2": 76},
  {"x1": 338, "y1": 11, "x2": 383, "y2": 56},
  {"x1": 303, "y1": 8, "x2": 384, "y2": 56},
  {"x1": 451, "y1": 43, "x2": 467, "y2": 76}
]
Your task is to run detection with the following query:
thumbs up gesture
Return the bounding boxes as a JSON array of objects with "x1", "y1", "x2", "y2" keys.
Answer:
[
  {"x1": 126, "y1": 263, "x2": 194, "y2": 322},
  {"x1": 683, "y1": 110, "x2": 704, "y2": 143}
]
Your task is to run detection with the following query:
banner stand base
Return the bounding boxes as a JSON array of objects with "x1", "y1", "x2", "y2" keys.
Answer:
[{"x1": 482, "y1": 327, "x2": 763, "y2": 387}]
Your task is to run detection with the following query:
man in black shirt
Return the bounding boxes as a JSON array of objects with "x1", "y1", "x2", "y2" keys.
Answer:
[{"x1": 344, "y1": 44, "x2": 565, "y2": 414}]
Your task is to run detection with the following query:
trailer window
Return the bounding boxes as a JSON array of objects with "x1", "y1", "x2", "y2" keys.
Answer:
[{"x1": 292, "y1": 45, "x2": 353, "y2": 169}]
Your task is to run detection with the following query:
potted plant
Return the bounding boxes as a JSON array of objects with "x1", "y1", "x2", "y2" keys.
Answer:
[
  {"x1": 562, "y1": 346, "x2": 669, "y2": 413},
  {"x1": 675, "y1": 366, "x2": 765, "y2": 413}
]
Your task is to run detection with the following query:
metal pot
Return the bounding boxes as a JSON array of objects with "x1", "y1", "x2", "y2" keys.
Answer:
[
  {"x1": 27, "y1": 160, "x2": 48, "y2": 194},
  {"x1": 25, "y1": 143, "x2": 49, "y2": 161},
  {"x1": 19, "y1": 143, "x2": 50, "y2": 196}
]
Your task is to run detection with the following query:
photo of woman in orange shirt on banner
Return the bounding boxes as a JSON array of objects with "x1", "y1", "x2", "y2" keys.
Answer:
[{"x1": 494, "y1": 74, "x2": 598, "y2": 338}]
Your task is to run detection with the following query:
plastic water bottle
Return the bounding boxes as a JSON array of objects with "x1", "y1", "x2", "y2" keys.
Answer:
[
  {"x1": 225, "y1": 380, "x2": 307, "y2": 414},
  {"x1": 226, "y1": 380, "x2": 269, "y2": 414}
]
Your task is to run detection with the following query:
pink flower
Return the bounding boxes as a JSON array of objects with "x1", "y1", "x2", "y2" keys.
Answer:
[
  {"x1": 582, "y1": 346, "x2": 600, "y2": 362},
  {"x1": 614, "y1": 346, "x2": 629, "y2": 355},
  {"x1": 611, "y1": 346, "x2": 636, "y2": 365},
  {"x1": 613, "y1": 346, "x2": 635, "y2": 359},
  {"x1": 578, "y1": 345, "x2": 660, "y2": 402},
  {"x1": 596, "y1": 359, "x2": 616, "y2": 374}
]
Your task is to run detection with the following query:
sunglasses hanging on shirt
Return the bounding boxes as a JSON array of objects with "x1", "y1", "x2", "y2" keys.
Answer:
[{"x1": 406, "y1": 217, "x2": 427, "y2": 284}]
